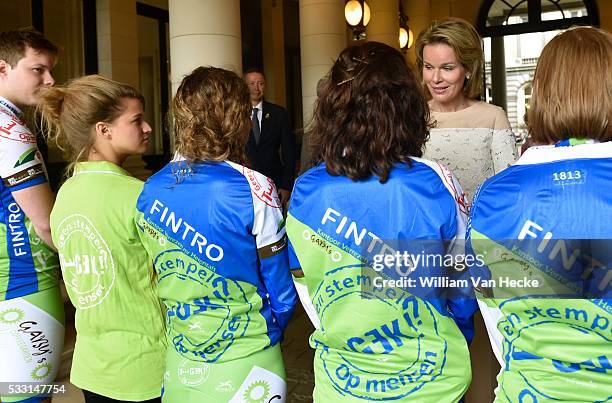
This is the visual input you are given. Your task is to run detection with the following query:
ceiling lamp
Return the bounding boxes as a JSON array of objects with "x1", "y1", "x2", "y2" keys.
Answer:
[
  {"x1": 345, "y1": 0, "x2": 371, "y2": 40},
  {"x1": 399, "y1": 25, "x2": 414, "y2": 50},
  {"x1": 398, "y1": 3, "x2": 413, "y2": 51}
]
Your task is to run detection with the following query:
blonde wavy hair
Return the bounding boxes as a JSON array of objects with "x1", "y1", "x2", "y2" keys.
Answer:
[
  {"x1": 415, "y1": 18, "x2": 484, "y2": 99},
  {"x1": 171, "y1": 66, "x2": 251, "y2": 164}
]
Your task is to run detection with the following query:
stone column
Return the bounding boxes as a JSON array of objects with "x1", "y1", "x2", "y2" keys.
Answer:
[
  {"x1": 430, "y1": 0, "x2": 451, "y2": 20},
  {"x1": 450, "y1": 0, "x2": 482, "y2": 25},
  {"x1": 168, "y1": 0, "x2": 242, "y2": 95},
  {"x1": 96, "y1": 0, "x2": 139, "y2": 87},
  {"x1": 491, "y1": 35, "x2": 507, "y2": 111},
  {"x1": 365, "y1": 0, "x2": 400, "y2": 49},
  {"x1": 299, "y1": 0, "x2": 346, "y2": 169},
  {"x1": 97, "y1": 0, "x2": 150, "y2": 179},
  {"x1": 261, "y1": 0, "x2": 287, "y2": 106},
  {"x1": 403, "y1": 0, "x2": 430, "y2": 65}
]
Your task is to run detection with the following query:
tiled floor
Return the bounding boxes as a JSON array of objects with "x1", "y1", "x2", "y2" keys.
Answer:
[
  {"x1": 281, "y1": 305, "x2": 316, "y2": 402},
  {"x1": 51, "y1": 381, "x2": 83, "y2": 402},
  {"x1": 51, "y1": 305, "x2": 315, "y2": 403}
]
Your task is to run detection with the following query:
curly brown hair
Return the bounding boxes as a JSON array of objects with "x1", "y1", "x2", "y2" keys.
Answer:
[
  {"x1": 308, "y1": 41, "x2": 431, "y2": 183},
  {"x1": 171, "y1": 66, "x2": 251, "y2": 164}
]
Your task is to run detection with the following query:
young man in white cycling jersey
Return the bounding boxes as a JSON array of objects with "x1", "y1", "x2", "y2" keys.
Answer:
[{"x1": 0, "y1": 28, "x2": 63, "y2": 403}]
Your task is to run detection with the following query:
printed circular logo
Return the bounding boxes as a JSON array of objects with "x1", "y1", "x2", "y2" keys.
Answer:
[
  {"x1": 315, "y1": 265, "x2": 448, "y2": 400},
  {"x1": 0, "y1": 308, "x2": 25, "y2": 324},
  {"x1": 178, "y1": 358, "x2": 210, "y2": 387},
  {"x1": 243, "y1": 380, "x2": 271, "y2": 403},
  {"x1": 242, "y1": 167, "x2": 281, "y2": 209},
  {"x1": 497, "y1": 299, "x2": 610, "y2": 402},
  {"x1": 55, "y1": 214, "x2": 115, "y2": 309},
  {"x1": 31, "y1": 362, "x2": 52, "y2": 380},
  {"x1": 155, "y1": 249, "x2": 252, "y2": 363}
]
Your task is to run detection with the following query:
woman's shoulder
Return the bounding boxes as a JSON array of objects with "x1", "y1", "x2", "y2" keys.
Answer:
[
  {"x1": 432, "y1": 101, "x2": 510, "y2": 130},
  {"x1": 463, "y1": 101, "x2": 509, "y2": 123},
  {"x1": 469, "y1": 100, "x2": 502, "y2": 112},
  {"x1": 470, "y1": 101, "x2": 511, "y2": 130}
]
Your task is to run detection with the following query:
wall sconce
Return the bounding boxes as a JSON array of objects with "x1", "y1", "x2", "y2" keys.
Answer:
[
  {"x1": 399, "y1": 1, "x2": 413, "y2": 51},
  {"x1": 345, "y1": 0, "x2": 371, "y2": 41}
]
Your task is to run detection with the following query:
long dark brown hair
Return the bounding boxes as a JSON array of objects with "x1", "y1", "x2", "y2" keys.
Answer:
[{"x1": 308, "y1": 41, "x2": 431, "y2": 183}]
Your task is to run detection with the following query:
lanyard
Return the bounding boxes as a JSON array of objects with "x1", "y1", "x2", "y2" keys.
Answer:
[{"x1": 554, "y1": 138, "x2": 594, "y2": 148}]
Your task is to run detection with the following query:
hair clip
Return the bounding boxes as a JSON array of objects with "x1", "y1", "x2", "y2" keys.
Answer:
[
  {"x1": 351, "y1": 56, "x2": 369, "y2": 64},
  {"x1": 336, "y1": 76, "x2": 356, "y2": 86},
  {"x1": 336, "y1": 61, "x2": 369, "y2": 86}
]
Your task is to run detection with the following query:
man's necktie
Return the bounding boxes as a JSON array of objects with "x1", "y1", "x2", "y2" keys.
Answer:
[{"x1": 252, "y1": 107, "x2": 261, "y2": 145}]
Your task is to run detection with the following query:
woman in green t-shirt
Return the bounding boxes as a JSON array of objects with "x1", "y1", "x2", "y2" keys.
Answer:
[{"x1": 38, "y1": 75, "x2": 166, "y2": 403}]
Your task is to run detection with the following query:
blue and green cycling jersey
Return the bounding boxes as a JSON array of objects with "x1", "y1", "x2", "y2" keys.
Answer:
[
  {"x1": 287, "y1": 159, "x2": 476, "y2": 402},
  {"x1": 0, "y1": 97, "x2": 59, "y2": 301},
  {"x1": 135, "y1": 159, "x2": 297, "y2": 363},
  {"x1": 468, "y1": 140, "x2": 612, "y2": 402},
  {"x1": 0, "y1": 96, "x2": 62, "y2": 403}
]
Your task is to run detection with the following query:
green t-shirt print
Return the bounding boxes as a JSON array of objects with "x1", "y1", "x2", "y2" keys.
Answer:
[{"x1": 51, "y1": 161, "x2": 165, "y2": 401}]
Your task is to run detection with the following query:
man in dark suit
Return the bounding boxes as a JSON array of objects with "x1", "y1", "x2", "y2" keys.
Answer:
[{"x1": 244, "y1": 68, "x2": 296, "y2": 206}]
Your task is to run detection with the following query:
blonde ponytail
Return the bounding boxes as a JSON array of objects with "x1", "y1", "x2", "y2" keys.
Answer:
[
  {"x1": 38, "y1": 86, "x2": 69, "y2": 152},
  {"x1": 36, "y1": 75, "x2": 144, "y2": 176}
]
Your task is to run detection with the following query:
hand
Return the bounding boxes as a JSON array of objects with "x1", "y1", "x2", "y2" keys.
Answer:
[{"x1": 278, "y1": 188, "x2": 291, "y2": 206}]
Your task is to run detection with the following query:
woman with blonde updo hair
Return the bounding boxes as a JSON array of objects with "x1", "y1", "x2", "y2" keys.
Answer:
[
  {"x1": 134, "y1": 66, "x2": 297, "y2": 402},
  {"x1": 39, "y1": 75, "x2": 165, "y2": 403},
  {"x1": 416, "y1": 18, "x2": 518, "y2": 200}
]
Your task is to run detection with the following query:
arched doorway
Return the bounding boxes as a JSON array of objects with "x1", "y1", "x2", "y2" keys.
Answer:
[
  {"x1": 478, "y1": 0, "x2": 599, "y2": 36},
  {"x1": 476, "y1": 0, "x2": 600, "y2": 142}
]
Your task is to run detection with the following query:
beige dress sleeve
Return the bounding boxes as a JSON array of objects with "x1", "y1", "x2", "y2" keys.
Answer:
[{"x1": 490, "y1": 107, "x2": 518, "y2": 174}]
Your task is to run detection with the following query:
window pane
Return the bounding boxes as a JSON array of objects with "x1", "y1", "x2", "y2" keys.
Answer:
[
  {"x1": 541, "y1": 0, "x2": 588, "y2": 21},
  {"x1": 484, "y1": 31, "x2": 561, "y2": 141},
  {"x1": 487, "y1": 0, "x2": 529, "y2": 26},
  {"x1": 43, "y1": 0, "x2": 84, "y2": 84}
]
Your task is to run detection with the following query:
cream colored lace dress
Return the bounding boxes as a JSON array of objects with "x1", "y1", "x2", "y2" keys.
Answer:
[{"x1": 423, "y1": 101, "x2": 518, "y2": 202}]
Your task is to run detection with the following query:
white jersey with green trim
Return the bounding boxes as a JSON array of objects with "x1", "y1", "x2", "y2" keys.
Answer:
[
  {"x1": 0, "y1": 96, "x2": 59, "y2": 301},
  {"x1": 0, "y1": 96, "x2": 63, "y2": 403}
]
